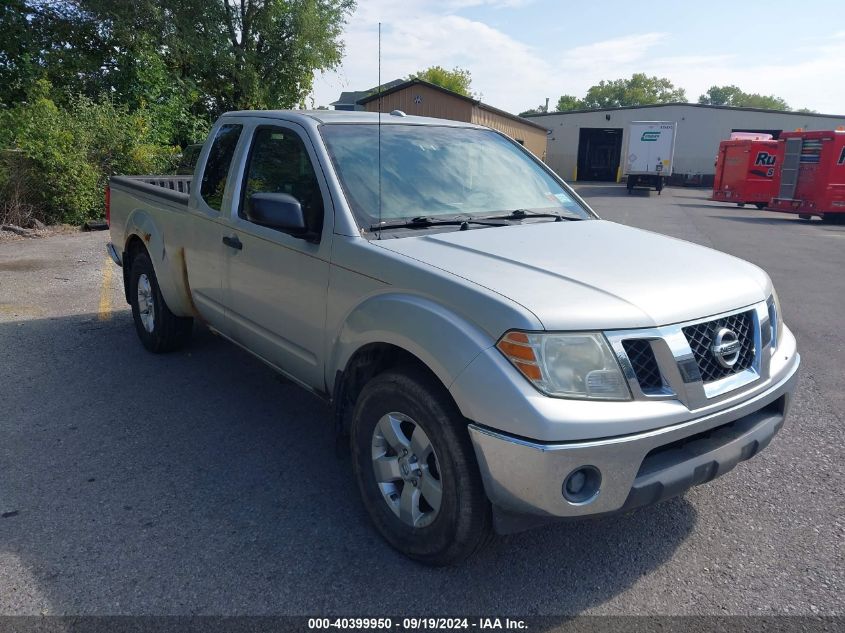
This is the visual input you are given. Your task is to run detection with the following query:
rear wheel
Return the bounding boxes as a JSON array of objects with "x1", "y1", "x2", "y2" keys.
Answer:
[
  {"x1": 350, "y1": 367, "x2": 493, "y2": 566},
  {"x1": 755, "y1": 203, "x2": 767, "y2": 210},
  {"x1": 129, "y1": 252, "x2": 193, "y2": 353}
]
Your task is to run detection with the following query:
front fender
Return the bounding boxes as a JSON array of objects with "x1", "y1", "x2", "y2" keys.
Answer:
[
  {"x1": 328, "y1": 292, "x2": 496, "y2": 398},
  {"x1": 124, "y1": 209, "x2": 194, "y2": 317}
]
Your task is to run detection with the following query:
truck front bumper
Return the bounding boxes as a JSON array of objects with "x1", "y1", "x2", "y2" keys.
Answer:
[{"x1": 467, "y1": 353, "x2": 799, "y2": 532}]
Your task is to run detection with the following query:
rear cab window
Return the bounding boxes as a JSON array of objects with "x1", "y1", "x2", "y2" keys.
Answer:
[{"x1": 200, "y1": 123, "x2": 243, "y2": 211}]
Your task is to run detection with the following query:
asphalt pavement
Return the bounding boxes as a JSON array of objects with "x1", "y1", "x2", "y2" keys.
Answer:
[{"x1": 0, "y1": 185, "x2": 842, "y2": 617}]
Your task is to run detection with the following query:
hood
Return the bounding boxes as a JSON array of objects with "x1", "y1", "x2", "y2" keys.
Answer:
[{"x1": 374, "y1": 220, "x2": 771, "y2": 331}]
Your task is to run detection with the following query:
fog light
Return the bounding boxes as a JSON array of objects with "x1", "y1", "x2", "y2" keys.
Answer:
[{"x1": 562, "y1": 466, "x2": 601, "y2": 503}]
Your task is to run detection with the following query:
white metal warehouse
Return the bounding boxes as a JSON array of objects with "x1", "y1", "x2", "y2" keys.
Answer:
[{"x1": 526, "y1": 104, "x2": 845, "y2": 184}]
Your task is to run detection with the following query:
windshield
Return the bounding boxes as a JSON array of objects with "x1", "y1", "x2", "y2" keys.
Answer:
[{"x1": 319, "y1": 124, "x2": 592, "y2": 228}]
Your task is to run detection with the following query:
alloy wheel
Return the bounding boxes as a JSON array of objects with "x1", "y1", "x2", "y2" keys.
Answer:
[{"x1": 370, "y1": 412, "x2": 442, "y2": 528}]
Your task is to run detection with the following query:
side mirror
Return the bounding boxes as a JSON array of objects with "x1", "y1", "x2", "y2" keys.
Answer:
[{"x1": 247, "y1": 192, "x2": 307, "y2": 236}]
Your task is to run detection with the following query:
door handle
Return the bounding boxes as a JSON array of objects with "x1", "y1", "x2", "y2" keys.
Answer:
[{"x1": 222, "y1": 235, "x2": 242, "y2": 250}]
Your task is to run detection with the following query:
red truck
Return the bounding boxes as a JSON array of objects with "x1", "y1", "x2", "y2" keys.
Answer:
[
  {"x1": 711, "y1": 138, "x2": 782, "y2": 209},
  {"x1": 769, "y1": 130, "x2": 845, "y2": 223}
]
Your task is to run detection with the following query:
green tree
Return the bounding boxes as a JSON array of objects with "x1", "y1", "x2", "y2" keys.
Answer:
[
  {"x1": 410, "y1": 66, "x2": 474, "y2": 97},
  {"x1": 0, "y1": 0, "x2": 41, "y2": 106},
  {"x1": 1, "y1": 1, "x2": 355, "y2": 119},
  {"x1": 2, "y1": 80, "x2": 177, "y2": 224},
  {"x1": 0, "y1": 0, "x2": 109, "y2": 107},
  {"x1": 87, "y1": 0, "x2": 355, "y2": 115},
  {"x1": 581, "y1": 73, "x2": 686, "y2": 109},
  {"x1": 555, "y1": 95, "x2": 583, "y2": 112},
  {"x1": 698, "y1": 85, "x2": 791, "y2": 111},
  {"x1": 0, "y1": 1, "x2": 356, "y2": 224}
]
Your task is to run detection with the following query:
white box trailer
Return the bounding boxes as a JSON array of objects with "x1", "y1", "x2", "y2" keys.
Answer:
[{"x1": 623, "y1": 121, "x2": 676, "y2": 194}]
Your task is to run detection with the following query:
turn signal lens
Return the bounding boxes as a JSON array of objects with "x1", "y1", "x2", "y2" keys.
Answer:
[
  {"x1": 497, "y1": 339, "x2": 537, "y2": 362},
  {"x1": 767, "y1": 289, "x2": 782, "y2": 351},
  {"x1": 497, "y1": 332, "x2": 542, "y2": 380},
  {"x1": 496, "y1": 331, "x2": 631, "y2": 400}
]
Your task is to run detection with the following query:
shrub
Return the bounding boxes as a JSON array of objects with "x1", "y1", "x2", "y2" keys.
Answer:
[
  {"x1": 1, "y1": 81, "x2": 181, "y2": 225},
  {"x1": 0, "y1": 150, "x2": 41, "y2": 226}
]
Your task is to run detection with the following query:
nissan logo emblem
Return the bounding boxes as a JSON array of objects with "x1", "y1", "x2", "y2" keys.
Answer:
[{"x1": 711, "y1": 327, "x2": 741, "y2": 369}]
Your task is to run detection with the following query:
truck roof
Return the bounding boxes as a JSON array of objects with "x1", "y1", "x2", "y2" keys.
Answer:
[{"x1": 221, "y1": 109, "x2": 485, "y2": 129}]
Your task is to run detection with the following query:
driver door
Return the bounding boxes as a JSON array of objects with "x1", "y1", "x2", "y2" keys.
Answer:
[{"x1": 220, "y1": 122, "x2": 333, "y2": 391}]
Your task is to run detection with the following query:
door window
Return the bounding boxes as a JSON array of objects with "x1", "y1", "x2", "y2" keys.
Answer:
[
  {"x1": 241, "y1": 127, "x2": 324, "y2": 235},
  {"x1": 200, "y1": 124, "x2": 243, "y2": 211}
]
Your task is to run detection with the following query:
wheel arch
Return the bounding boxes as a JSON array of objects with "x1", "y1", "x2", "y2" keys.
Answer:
[
  {"x1": 327, "y1": 293, "x2": 496, "y2": 441},
  {"x1": 332, "y1": 342, "x2": 459, "y2": 445},
  {"x1": 121, "y1": 209, "x2": 195, "y2": 316},
  {"x1": 121, "y1": 234, "x2": 147, "y2": 304}
]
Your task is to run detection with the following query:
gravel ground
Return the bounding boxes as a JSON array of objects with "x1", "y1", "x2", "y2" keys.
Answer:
[{"x1": 0, "y1": 186, "x2": 842, "y2": 617}]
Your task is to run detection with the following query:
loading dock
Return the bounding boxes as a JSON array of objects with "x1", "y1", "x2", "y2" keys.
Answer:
[
  {"x1": 530, "y1": 104, "x2": 845, "y2": 183},
  {"x1": 576, "y1": 128, "x2": 622, "y2": 181}
]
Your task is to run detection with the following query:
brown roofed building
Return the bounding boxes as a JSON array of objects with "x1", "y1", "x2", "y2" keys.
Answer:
[{"x1": 352, "y1": 79, "x2": 549, "y2": 160}]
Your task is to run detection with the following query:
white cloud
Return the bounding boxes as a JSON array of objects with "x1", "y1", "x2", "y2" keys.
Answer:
[
  {"x1": 310, "y1": 0, "x2": 550, "y2": 107},
  {"x1": 560, "y1": 33, "x2": 667, "y2": 68},
  {"x1": 310, "y1": 3, "x2": 845, "y2": 115},
  {"x1": 640, "y1": 32, "x2": 845, "y2": 112}
]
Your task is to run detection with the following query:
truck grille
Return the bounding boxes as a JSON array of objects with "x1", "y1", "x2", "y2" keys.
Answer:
[
  {"x1": 682, "y1": 311, "x2": 755, "y2": 382},
  {"x1": 622, "y1": 339, "x2": 663, "y2": 392}
]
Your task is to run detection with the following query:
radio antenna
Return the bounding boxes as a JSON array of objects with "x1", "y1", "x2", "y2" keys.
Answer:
[{"x1": 377, "y1": 21, "x2": 382, "y2": 239}]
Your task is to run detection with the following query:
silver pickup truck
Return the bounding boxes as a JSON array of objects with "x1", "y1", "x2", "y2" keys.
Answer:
[{"x1": 107, "y1": 110, "x2": 799, "y2": 565}]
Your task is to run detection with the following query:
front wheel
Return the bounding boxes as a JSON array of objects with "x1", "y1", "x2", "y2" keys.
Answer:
[
  {"x1": 129, "y1": 252, "x2": 193, "y2": 353},
  {"x1": 351, "y1": 367, "x2": 493, "y2": 566}
]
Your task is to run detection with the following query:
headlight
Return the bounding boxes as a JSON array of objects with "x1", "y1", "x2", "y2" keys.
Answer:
[
  {"x1": 496, "y1": 331, "x2": 631, "y2": 400},
  {"x1": 767, "y1": 289, "x2": 782, "y2": 350}
]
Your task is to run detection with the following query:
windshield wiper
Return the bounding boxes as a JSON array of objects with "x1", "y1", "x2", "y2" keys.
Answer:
[
  {"x1": 369, "y1": 216, "x2": 510, "y2": 232},
  {"x1": 479, "y1": 208, "x2": 581, "y2": 222}
]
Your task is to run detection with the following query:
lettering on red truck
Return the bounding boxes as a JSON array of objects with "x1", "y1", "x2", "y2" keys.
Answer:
[{"x1": 754, "y1": 152, "x2": 777, "y2": 167}]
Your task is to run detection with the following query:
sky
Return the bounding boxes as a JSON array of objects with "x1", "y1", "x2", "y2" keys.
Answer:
[{"x1": 309, "y1": 0, "x2": 845, "y2": 115}]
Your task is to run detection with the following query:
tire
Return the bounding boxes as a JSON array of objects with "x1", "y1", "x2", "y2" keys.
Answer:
[
  {"x1": 350, "y1": 367, "x2": 493, "y2": 566},
  {"x1": 737, "y1": 203, "x2": 746, "y2": 208},
  {"x1": 822, "y1": 213, "x2": 845, "y2": 225},
  {"x1": 129, "y1": 251, "x2": 193, "y2": 353},
  {"x1": 755, "y1": 203, "x2": 767, "y2": 210}
]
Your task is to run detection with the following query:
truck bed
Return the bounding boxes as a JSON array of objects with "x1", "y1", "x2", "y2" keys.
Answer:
[
  {"x1": 110, "y1": 175, "x2": 193, "y2": 205},
  {"x1": 108, "y1": 174, "x2": 198, "y2": 318}
]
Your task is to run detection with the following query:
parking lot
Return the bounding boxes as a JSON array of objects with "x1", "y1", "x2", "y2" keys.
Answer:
[{"x1": 1, "y1": 185, "x2": 843, "y2": 617}]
